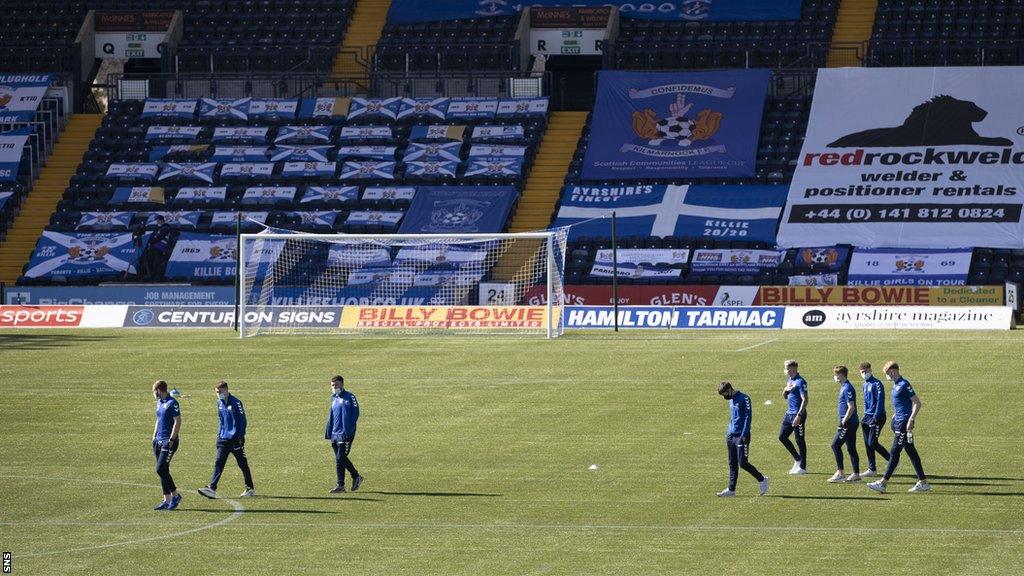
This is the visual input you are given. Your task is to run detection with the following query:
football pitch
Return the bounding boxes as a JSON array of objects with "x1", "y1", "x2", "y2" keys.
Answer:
[{"x1": 1, "y1": 329, "x2": 1022, "y2": 575}]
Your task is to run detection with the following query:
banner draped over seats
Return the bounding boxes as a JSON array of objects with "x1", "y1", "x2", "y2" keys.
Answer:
[
  {"x1": 399, "y1": 186, "x2": 519, "y2": 233},
  {"x1": 0, "y1": 74, "x2": 53, "y2": 122},
  {"x1": 847, "y1": 248, "x2": 973, "y2": 286},
  {"x1": 0, "y1": 128, "x2": 31, "y2": 181},
  {"x1": 777, "y1": 67, "x2": 1024, "y2": 249},
  {"x1": 24, "y1": 231, "x2": 148, "y2": 278},
  {"x1": 165, "y1": 232, "x2": 238, "y2": 279}
]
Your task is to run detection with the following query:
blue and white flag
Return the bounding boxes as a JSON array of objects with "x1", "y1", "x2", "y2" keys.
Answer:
[
  {"x1": 211, "y1": 146, "x2": 269, "y2": 162},
  {"x1": 241, "y1": 186, "x2": 298, "y2": 204},
  {"x1": 146, "y1": 211, "x2": 201, "y2": 229},
  {"x1": 339, "y1": 126, "x2": 393, "y2": 141},
  {"x1": 282, "y1": 161, "x2": 337, "y2": 178},
  {"x1": 468, "y1": 144, "x2": 527, "y2": 158},
  {"x1": 497, "y1": 98, "x2": 549, "y2": 117},
  {"x1": 795, "y1": 247, "x2": 849, "y2": 272},
  {"x1": 690, "y1": 249, "x2": 784, "y2": 275},
  {"x1": 212, "y1": 211, "x2": 269, "y2": 225},
  {"x1": 399, "y1": 186, "x2": 519, "y2": 234},
  {"x1": 148, "y1": 144, "x2": 209, "y2": 161},
  {"x1": 271, "y1": 145, "x2": 332, "y2": 162},
  {"x1": 276, "y1": 125, "x2": 332, "y2": 143},
  {"x1": 0, "y1": 127, "x2": 30, "y2": 181},
  {"x1": 582, "y1": 70, "x2": 770, "y2": 179},
  {"x1": 249, "y1": 98, "x2": 298, "y2": 120},
  {"x1": 335, "y1": 145, "x2": 396, "y2": 161},
  {"x1": 328, "y1": 245, "x2": 392, "y2": 267},
  {"x1": 848, "y1": 248, "x2": 973, "y2": 286},
  {"x1": 158, "y1": 162, "x2": 217, "y2": 183},
  {"x1": 220, "y1": 162, "x2": 275, "y2": 179},
  {"x1": 406, "y1": 160, "x2": 458, "y2": 178},
  {"x1": 172, "y1": 187, "x2": 227, "y2": 204},
  {"x1": 447, "y1": 98, "x2": 498, "y2": 120},
  {"x1": 287, "y1": 210, "x2": 341, "y2": 227},
  {"x1": 591, "y1": 262, "x2": 682, "y2": 279},
  {"x1": 165, "y1": 232, "x2": 238, "y2": 280},
  {"x1": 111, "y1": 186, "x2": 165, "y2": 204},
  {"x1": 301, "y1": 186, "x2": 359, "y2": 204},
  {"x1": 141, "y1": 98, "x2": 197, "y2": 119},
  {"x1": 464, "y1": 158, "x2": 523, "y2": 177},
  {"x1": 362, "y1": 186, "x2": 416, "y2": 201},
  {"x1": 404, "y1": 142, "x2": 462, "y2": 162},
  {"x1": 298, "y1": 97, "x2": 351, "y2": 120},
  {"x1": 76, "y1": 211, "x2": 134, "y2": 231},
  {"x1": 589, "y1": 248, "x2": 688, "y2": 279},
  {"x1": 410, "y1": 125, "x2": 466, "y2": 142},
  {"x1": 145, "y1": 125, "x2": 202, "y2": 141},
  {"x1": 345, "y1": 211, "x2": 404, "y2": 227},
  {"x1": 398, "y1": 98, "x2": 450, "y2": 120},
  {"x1": 211, "y1": 126, "x2": 270, "y2": 143},
  {"x1": 470, "y1": 125, "x2": 524, "y2": 141},
  {"x1": 553, "y1": 184, "x2": 787, "y2": 241},
  {"x1": 347, "y1": 97, "x2": 401, "y2": 121},
  {"x1": 0, "y1": 74, "x2": 51, "y2": 122},
  {"x1": 0, "y1": 191, "x2": 11, "y2": 214},
  {"x1": 24, "y1": 230, "x2": 146, "y2": 278},
  {"x1": 106, "y1": 163, "x2": 159, "y2": 181},
  {"x1": 395, "y1": 244, "x2": 488, "y2": 267},
  {"x1": 199, "y1": 97, "x2": 251, "y2": 120},
  {"x1": 340, "y1": 161, "x2": 396, "y2": 180}
]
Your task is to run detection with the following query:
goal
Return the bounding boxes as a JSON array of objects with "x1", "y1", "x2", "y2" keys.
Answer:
[{"x1": 238, "y1": 230, "x2": 568, "y2": 337}]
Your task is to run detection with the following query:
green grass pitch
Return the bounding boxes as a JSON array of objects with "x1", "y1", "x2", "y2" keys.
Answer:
[{"x1": 1, "y1": 329, "x2": 1022, "y2": 575}]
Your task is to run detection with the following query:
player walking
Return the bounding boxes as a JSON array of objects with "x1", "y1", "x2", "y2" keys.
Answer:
[
  {"x1": 828, "y1": 366, "x2": 861, "y2": 483},
  {"x1": 151, "y1": 380, "x2": 182, "y2": 510},
  {"x1": 867, "y1": 362, "x2": 931, "y2": 494},
  {"x1": 198, "y1": 381, "x2": 256, "y2": 499},
  {"x1": 326, "y1": 375, "x2": 363, "y2": 493},
  {"x1": 717, "y1": 382, "x2": 769, "y2": 497},
  {"x1": 779, "y1": 360, "x2": 808, "y2": 474},
  {"x1": 859, "y1": 362, "x2": 890, "y2": 476}
]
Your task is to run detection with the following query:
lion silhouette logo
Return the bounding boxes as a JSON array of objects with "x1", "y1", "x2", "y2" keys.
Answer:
[
  {"x1": 631, "y1": 94, "x2": 722, "y2": 148},
  {"x1": 828, "y1": 95, "x2": 1013, "y2": 148}
]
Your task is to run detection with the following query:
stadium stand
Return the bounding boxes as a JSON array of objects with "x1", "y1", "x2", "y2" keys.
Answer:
[{"x1": 374, "y1": 16, "x2": 521, "y2": 73}]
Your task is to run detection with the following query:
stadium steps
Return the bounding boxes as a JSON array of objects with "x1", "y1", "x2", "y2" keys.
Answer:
[
  {"x1": 491, "y1": 111, "x2": 587, "y2": 294},
  {"x1": 0, "y1": 114, "x2": 103, "y2": 284},
  {"x1": 827, "y1": 0, "x2": 878, "y2": 67},
  {"x1": 331, "y1": 0, "x2": 391, "y2": 83}
]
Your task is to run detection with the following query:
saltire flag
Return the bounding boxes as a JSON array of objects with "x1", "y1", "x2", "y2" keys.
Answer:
[
  {"x1": 240, "y1": 186, "x2": 298, "y2": 204},
  {"x1": 146, "y1": 211, "x2": 202, "y2": 229},
  {"x1": 106, "y1": 163, "x2": 159, "y2": 181},
  {"x1": 403, "y1": 142, "x2": 462, "y2": 162},
  {"x1": 220, "y1": 162, "x2": 275, "y2": 179},
  {"x1": 362, "y1": 186, "x2": 416, "y2": 201},
  {"x1": 158, "y1": 162, "x2": 217, "y2": 183},
  {"x1": 447, "y1": 98, "x2": 498, "y2": 120},
  {"x1": 335, "y1": 145, "x2": 397, "y2": 161},
  {"x1": 464, "y1": 157, "x2": 523, "y2": 177},
  {"x1": 24, "y1": 230, "x2": 147, "y2": 278},
  {"x1": 345, "y1": 211, "x2": 404, "y2": 227},
  {"x1": 496, "y1": 98, "x2": 549, "y2": 116},
  {"x1": 165, "y1": 232, "x2": 238, "y2": 279},
  {"x1": 347, "y1": 97, "x2": 402, "y2": 120},
  {"x1": 149, "y1": 144, "x2": 209, "y2": 161},
  {"x1": 298, "y1": 97, "x2": 351, "y2": 120},
  {"x1": 339, "y1": 126, "x2": 393, "y2": 141},
  {"x1": 111, "y1": 186, "x2": 165, "y2": 204},
  {"x1": 301, "y1": 186, "x2": 359, "y2": 204},
  {"x1": 327, "y1": 245, "x2": 392, "y2": 267},
  {"x1": 287, "y1": 210, "x2": 342, "y2": 227},
  {"x1": 76, "y1": 211, "x2": 134, "y2": 231},
  {"x1": 212, "y1": 211, "x2": 269, "y2": 225},
  {"x1": 468, "y1": 144, "x2": 526, "y2": 158},
  {"x1": 249, "y1": 98, "x2": 299, "y2": 121},
  {"x1": 140, "y1": 98, "x2": 196, "y2": 119},
  {"x1": 172, "y1": 187, "x2": 227, "y2": 204},
  {"x1": 275, "y1": 125, "x2": 332, "y2": 143},
  {"x1": 281, "y1": 161, "x2": 337, "y2": 178},
  {"x1": 690, "y1": 249, "x2": 784, "y2": 275},
  {"x1": 145, "y1": 125, "x2": 202, "y2": 141},
  {"x1": 406, "y1": 160, "x2": 458, "y2": 178},
  {"x1": 340, "y1": 161, "x2": 396, "y2": 180},
  {"x1": 0, "y1": 127, "x2": 30, "y2": 181},
  {"x1": 553, "y1": 184, "x2": 787, "y2": 241},
  {"x1": 271, "y1": 145, "x2": 332, "y2": 162},
  {"x1": 211, "y1": 146, "x2": 269, "y2": 162},
  {"x1": 211, "y1": 126, "x2": 270, "y2": 143},
  {"x1": 410, "y1": 125, "x2": 466, "y2": 142},
  {"x1": 470, "y1": 125, "x2": 524, "y2": 141},
  {"x1": 397, "y1": 98, "x2": 450, "y2": 120},
  {"x1": 199, "y1": 97, "x2": 251, "y2": 120}
]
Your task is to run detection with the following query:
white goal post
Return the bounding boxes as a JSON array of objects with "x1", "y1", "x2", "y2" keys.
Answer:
[{"x1": 238, "y1": 230, "x2": 568, "y2": 338}]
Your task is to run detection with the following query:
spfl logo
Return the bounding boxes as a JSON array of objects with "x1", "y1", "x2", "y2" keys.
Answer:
[{"x1": 132, "y1": 308, "x2": 156, "y2": 326}]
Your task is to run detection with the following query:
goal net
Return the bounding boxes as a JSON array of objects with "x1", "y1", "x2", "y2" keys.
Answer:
[{"x1": 239, "y1": 230, "x2": 568, "y2": 337}]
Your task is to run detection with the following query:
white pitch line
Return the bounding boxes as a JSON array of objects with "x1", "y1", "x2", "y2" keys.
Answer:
[{"x1": 734, "y1": 338, "x2": 778, "y2": 352}]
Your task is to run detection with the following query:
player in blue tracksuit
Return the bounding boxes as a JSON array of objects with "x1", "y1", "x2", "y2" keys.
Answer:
[
  {"x1": 151, "y1": 380, "x2": 182, "y2": 510},
  {"x1": 868, "y1": 362, "x2": 931, "y2": 494},
  {"x1": 198, "y1": 381, "x2": 255, "y2": 499},
  {"x1": 325, "y1": 375, "x2": 363, "y2": 493},
  {"x1": 828, "y1": 366, "x2": 861, "y2": 483},
  {"x1": 859, "y1": 362, "x2": 890, "y2": 476},
  {"x1": 717, "y1": 382, "x2": 768, "y2": 497},
  {"x1": 779, "y1": 359, "x2": 809, "y2": 474}
]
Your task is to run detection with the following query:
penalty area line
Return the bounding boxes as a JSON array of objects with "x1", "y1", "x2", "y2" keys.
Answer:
[{"x1": 733, "y1": 338, "x2": 778, "y2": 352}]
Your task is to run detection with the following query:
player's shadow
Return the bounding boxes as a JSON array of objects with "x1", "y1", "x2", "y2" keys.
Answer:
[
  {"x1": 776, "y1": 495, "x2": 888, "y2": 501},
  {"x1": 365, "y1": 491, "x2": 503, "y2": 497},
  {"x1": 255, "y1": 495, "x2": 383, "y2": 503},
  {"x1": 929, "y1": 481, "x2": 1012, "y2": 487},
  {"x1": 0, "y1": 334, "x2": 117, "y2": 351},
  {"x1": 894, "y1": 474, "x2": 1024, "y2": 482}
]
